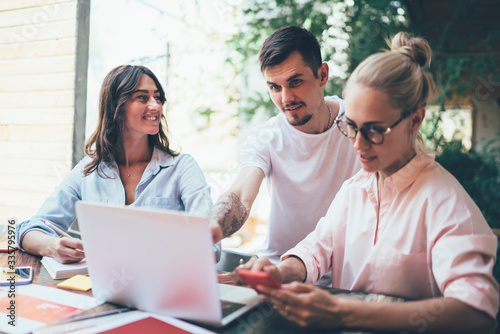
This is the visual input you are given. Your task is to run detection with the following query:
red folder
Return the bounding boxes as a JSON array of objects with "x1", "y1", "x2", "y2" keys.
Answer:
[{"x1": 99, "y1": 316, "x2": 194, "y2": 334}]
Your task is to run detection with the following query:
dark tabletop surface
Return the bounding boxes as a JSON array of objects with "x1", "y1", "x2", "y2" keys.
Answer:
[{"x1": 1, "y1": 249, "x2": 401, "y2": 334}]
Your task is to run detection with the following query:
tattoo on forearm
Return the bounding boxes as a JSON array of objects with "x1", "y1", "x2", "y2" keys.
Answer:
[{"x1": 208, "y1": 192, "x2": 248, "y2": 238}]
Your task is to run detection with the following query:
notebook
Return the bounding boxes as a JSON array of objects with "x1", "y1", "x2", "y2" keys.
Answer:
[
  {"x1": 75, "y1": 201, "x2": 261, "y2": 327},
  {"x1": 41, "y1": 256, "x2": 88, "y2": 279}
]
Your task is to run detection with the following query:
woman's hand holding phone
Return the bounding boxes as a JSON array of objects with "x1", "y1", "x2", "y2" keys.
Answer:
[{"x1": 233, "y1": 257, "x2": 282, "y2": 292}]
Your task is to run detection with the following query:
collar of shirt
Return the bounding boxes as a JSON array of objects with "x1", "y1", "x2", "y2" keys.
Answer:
[
  {"x1": 352, "y1": 151, "x2": 436, "y2": 195},
  {"x1": 146, "y1": 147, "x2": 176, "y2": 176},
  {"x1": 101, "y1": 147, "x2": 176, "y2": 178}
]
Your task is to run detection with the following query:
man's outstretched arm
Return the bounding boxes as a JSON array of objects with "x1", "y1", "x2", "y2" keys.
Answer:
[{"x1": 209, "y1": 167, "x2": 265, "y2": 243}]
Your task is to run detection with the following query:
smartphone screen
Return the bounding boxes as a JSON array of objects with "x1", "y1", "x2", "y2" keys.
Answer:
[{"x1": 0, "y1": 267, "x2": 33, "y2": 285}]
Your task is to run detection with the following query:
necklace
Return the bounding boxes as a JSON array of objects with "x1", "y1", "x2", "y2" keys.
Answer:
[
  {"x1": 122, "y1": 164, "x2": 136, "y2": 177},
  {"x1": 325, "y1": 102, "x2": 333, "y2": 131}
]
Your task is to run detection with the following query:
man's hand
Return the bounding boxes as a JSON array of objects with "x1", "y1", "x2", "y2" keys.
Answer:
[
  {"x1": 209, "y1": 220, "x2": 223, "y2": 244},
  {"x1": 207, "y1": 167, "x2": 265, "y2": 243},
  {"x1": 232, "y1": 256, "x2": 282, "y2": 287}
]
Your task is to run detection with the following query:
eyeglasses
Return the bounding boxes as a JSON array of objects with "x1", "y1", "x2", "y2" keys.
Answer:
[{"x1": 335, "y1": 114, "x2": 408, "y2": 145}]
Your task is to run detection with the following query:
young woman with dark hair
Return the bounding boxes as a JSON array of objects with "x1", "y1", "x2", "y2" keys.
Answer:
[{"x1": 18, "y1": 65, "x2": 220, "y2": 263}]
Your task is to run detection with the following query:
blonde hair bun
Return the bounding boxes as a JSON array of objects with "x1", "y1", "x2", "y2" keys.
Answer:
[
  {"x1": 344, "y1": 31, "x2": 435, "y2": 152},
  {"x1": 389, "y1": 32, "x2": 432, "y2": 68}
]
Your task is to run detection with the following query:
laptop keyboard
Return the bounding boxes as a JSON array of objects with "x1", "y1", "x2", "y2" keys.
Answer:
[{"x1": 221, "y1": 300, "x2": 246, "y2": 317}]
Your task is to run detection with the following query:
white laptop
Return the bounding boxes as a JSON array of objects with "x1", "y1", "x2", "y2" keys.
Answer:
[{"x1": 75, "y1": 201, "x2": 261, "y2": 327}]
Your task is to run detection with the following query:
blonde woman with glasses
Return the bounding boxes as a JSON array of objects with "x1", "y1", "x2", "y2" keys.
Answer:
[{"x1": 235, "y1": 32, "x2": 498, "y2": 333}]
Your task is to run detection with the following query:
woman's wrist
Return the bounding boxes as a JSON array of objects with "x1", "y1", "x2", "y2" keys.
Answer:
[
  {"x1": 277, "y1": 256, "x2": 307, "y2": 283},
  {"x1": 23, "y1": 230, "x2": 58, "y2": 258},
  {"x1": 46, "y1": 237, "x2": 59, "y2": 258},
  {"x1": 335, "y1": 297, "x2": 366, "y2": 328}
]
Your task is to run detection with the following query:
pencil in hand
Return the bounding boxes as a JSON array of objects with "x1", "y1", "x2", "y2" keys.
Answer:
[
  {"x1": 43, "y1": 220, "x2": 72, "y2": 238},
  {"x1": 43, "y1": 220, "x2": 84, "y2": 253}
]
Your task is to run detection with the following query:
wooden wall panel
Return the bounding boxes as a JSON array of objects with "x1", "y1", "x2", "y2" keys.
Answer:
[
  {"x1": 0, "y1": 206, "x2": 40, "y2": 224},
  {"x1": 0, "y1": 37, "x2": 75, "y2": 60},
  {"x1": 0, "y1": 142, "x2": 72, "y2": 160},
  {"x1": 0, "y1": 190, "x2": 52, "y2": 211},
  {"x1": 0, "y1": 125, "x2": 73, "y2": 142},
  {"x1": 3, "y1": 174, "x2": 69, "y2": 194},
  {"x1": 0, "y1": 108, "x2": 74, "y2": 125},
  {"x1": 0, "y1": 90, "x2": 75, "y2": 108},
  {"x1": 0, "y1": 55, "x2": 75, "y2": 76},
  {"x1": 0, "y1": 158, "x2": 72, "y2": 178},
  {"x1": 0, "y1": 19, "x2": 76, "y2": 44},
  {"x1": 0, "y1": 0, "x2": 69, "y2": 12},
  {"x1": 0, "y1": 2, "x2": 76, "y2": 28},
  {"x1": 0, "y1": 0, "x2": 78, "y2": 222},
  {"x1": 0, "y1": 72, "x2": 75, "y2": 92}
]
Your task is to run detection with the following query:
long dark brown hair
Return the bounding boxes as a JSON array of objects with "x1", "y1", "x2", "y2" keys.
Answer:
[{"x1": 83, "y1": 65, "x2": 178, "y2": 176}]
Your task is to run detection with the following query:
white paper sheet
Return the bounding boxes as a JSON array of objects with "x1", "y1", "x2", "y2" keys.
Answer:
[{"x1": 0, "y1": 284, "x2": 103, "y2": 334}]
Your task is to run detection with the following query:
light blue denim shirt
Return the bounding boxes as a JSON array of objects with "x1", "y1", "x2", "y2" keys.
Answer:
[{"x1": 17, "y1": 148, "x2": 221, "y2": 261}]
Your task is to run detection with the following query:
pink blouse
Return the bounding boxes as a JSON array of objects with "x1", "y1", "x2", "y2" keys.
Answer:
[{"x1": 283, "y1": 152, "x2": 499, "y2": 319}]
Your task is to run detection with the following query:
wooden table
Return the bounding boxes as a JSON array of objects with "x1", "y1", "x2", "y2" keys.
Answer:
[{"x1": 1, "y1": 250, "x2": 395, "y2": 334}]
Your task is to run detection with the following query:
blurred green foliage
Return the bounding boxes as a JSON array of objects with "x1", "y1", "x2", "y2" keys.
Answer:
[
  {"x1": 220, "y1": 0, "x2": 499, "y2": 118},
  {"x1": 431, "y1": 135, "x2": 500, "y2": 317},
  {"x1": 433, "y1": 138, "x2": 500, "y2": 226},
  {"x1": 225, "y1": 0, "x2": 410, "y2": 118}
]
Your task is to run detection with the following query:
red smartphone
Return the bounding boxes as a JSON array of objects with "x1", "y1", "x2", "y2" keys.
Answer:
[{"x1": 238, "y1": 269, "x2": 281, "y2": 289}]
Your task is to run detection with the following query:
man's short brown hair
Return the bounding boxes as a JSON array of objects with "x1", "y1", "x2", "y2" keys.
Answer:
[{"x1": 259, "y1": 26, "x2": 322, "y2": 78}]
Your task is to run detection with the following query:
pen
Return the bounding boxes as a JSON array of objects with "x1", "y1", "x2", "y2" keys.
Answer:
[
  {"x1": 67, "y1": 307, "x2": 133, "y2": 323},
  {"x1": 48, "y1": 307, "x2": 133, "y2": 333},
  {"x1": 43, "y1": 220, "x2": 72, "y2": 238}
]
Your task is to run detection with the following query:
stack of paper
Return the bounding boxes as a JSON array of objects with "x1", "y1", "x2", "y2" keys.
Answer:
[{"x1": 41, "y1": 257, "x2": 88, "y2": 279}]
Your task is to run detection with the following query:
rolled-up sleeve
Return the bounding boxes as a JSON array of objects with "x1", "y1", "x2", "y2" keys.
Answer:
[
  {"x1": 281, "y1": 194, "x2": 344, "y2": 284},
  {"x1": 427, "y1": 187, "x2": 499, "y2": 319},
  {"x1": 176, "y1": 154, "x2": 221, "y2": 262},
  {"x1": 432, "y1": 233, "x2": 499, "y2": 319},
  {"x1": 177, "y1": 154, "x2": 213, "y2": 217},
  {"x1": 17, "y1": 160, "x2": 85, "y2": 251}
]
